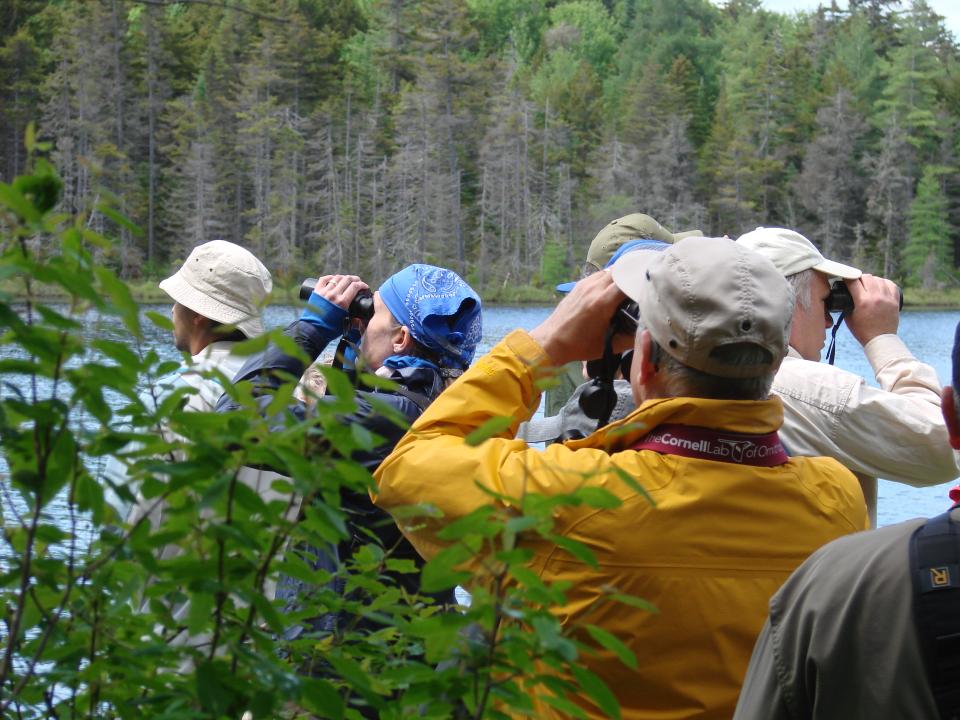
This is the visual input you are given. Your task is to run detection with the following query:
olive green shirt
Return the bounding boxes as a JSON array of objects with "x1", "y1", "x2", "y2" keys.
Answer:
[{"x1": 734, "y1": 515, "x2": 948, "y2": 719}]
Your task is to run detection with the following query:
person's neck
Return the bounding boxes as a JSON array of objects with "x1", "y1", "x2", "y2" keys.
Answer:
[{"x1": 189, "y1": 334, "x2": 221, "y2": 356}]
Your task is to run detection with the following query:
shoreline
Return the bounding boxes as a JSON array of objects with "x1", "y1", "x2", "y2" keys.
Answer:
[{"x1": 4, "y1": 280, "x2": 960, "y2": 309}]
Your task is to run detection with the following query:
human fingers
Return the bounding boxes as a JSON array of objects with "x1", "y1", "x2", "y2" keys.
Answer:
[
  {"x1": 530, "y1": 270, "x2": 628, "y2": 366},
  {"x1": 844, "y1": 274, "x2": 899, "y2": 344},
  {"x1": 315, "y1": 274, "x2": 369, "y2": 311}
]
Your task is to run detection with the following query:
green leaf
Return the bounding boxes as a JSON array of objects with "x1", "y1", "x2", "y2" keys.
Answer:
[
  {"x1": 408, "y1": 613, "x2": 466, "y2": 664},
  {"x1": 436, "y1": 506, "x2": 497, "y2": 541},
  {"x1": 0, "y1": 182, "x2": 41, "y2": 223},
  {"x1": 584, "y1": 624, "x2": 637, "y2": 670},
  {"x1": 571, "y1": 664, "x2": 621, "y2": 719},
  {"x1": 464, "y1": 415, "x2": 514, "y2": 446},
  {"x1": 249, "y1": 591, "x2": 286, "y2": 634},
  {"x1": 420, "y1": 545, "x2": 473, "y2": 593},
  {"x1": 96, "y1": 203, "x2": 144, "y2": 237},
  {"x1": 612, "y1": 466, "x2": 655, "y2": 506},
  {"x1": 146, "y1": 310, "x2": 173, "y2": 331},
  {"x1": 546, "y1": 534, "x2": 598, "y2": 569},
  {"x1": 316, "y1": 363, "x2": 356, "y2": 404},
  {"x1": 75, "y1": 472, "x2": 105, "y2": 525},
  {"x1": 187, "y1": 592, "x2": 214, "y2": 636},
  {"x1": 34, "y1": 523, "x2": 69, "y2": 544},
  {"x1": 540, "y1": 693, "x2": 590, "y2": 719},
  {"x1": 196, "y1": 660, "x2": 234, "y2": 716},
  {"x1": 605, "y1": 592, "x2": 659, "y2": 614},
  {"x1": 572, "y1": 486, "x2": 622, "y2": 509},
  {"x1": 325, "y1": 653, "x2": 376, "y2": 696},
  {"x1": 94, "y1": 266, "x2": 141, "y2": 334},
  {"x1": 301, "y1": 678, "x2": 345, "y2": 719}
]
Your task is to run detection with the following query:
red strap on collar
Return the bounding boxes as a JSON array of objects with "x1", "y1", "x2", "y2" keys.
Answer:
[{"x1": 632, "y1": 423, "x2": 789, "y2": 466}]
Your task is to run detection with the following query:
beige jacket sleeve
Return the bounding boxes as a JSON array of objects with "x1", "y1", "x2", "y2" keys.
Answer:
[{"x1": 774, "y1": 335, "x2": 959, "y2": 489}]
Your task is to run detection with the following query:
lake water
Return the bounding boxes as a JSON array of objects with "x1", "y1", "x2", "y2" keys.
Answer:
[{"x1": 3, "y1": 303, "x2": 959, "y2": 528}]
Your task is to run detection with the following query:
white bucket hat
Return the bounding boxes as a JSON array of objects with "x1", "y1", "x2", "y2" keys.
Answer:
[
  {"x1": 736, "y1": 227, "x2": 862, "y2": 280},
  {"x1": 159, "y1": 240, "x2": 272, "y2": 338}
]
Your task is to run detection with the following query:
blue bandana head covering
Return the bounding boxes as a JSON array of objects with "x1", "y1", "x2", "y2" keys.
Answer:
[{"x1": 378, "y1": 264, "x2": 483, "y2": 370}]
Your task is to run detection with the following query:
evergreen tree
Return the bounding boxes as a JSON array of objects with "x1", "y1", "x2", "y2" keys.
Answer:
[
  {"x1": 4, "y1": 0, "x2": 959, "y2": 286},
  {"x1": 40, "y1": 0, "x2": 137, "y2": 271},
  {"x1": 905, "y1": 164, "x2": 954, "y2": 287},
  {"x1": 0, "y1": 27, "x2": 43, "y2": 182},
  {"x1": 821, "y1": 12, "x2": 882, "y2": 112},
  {"x1": 701, "y1": 82, "x2": 761, "y2": 234},
  {"x1": 875, "y1": 1, "x2": 945, "y2": 159},
  {"x1": 163, "y1": 96, "x2": 219, "y2": 263}
]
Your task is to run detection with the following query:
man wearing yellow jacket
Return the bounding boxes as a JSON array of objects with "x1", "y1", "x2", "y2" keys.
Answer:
[{"x1": 374, "y1": 237, "x2": 868, "y2": 719}]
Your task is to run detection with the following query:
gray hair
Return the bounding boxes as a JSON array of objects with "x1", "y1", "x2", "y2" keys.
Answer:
[
  {"x1": 786, "y1": 269, "x2": 813, "y2": 311},
  {"x1": 634, "y1": 316, "x2": 776, "y2": 400},
  {"x1": 659, "y1": 347, "x2": 776, "y2": 401}
]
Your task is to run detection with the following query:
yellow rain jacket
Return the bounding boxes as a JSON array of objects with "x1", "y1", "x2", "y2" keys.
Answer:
[{"x1": 374, "y1": 330, "x2": 868, "y2": 719}]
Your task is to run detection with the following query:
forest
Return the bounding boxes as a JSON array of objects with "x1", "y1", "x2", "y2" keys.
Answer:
[{"x1": 1, "y1": 0, "x2": 958, "y2": 295}]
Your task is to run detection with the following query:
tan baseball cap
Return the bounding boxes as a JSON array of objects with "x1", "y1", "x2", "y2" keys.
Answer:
[
  {"x1": 611, "y1": 236, "x2": 792, "y2": 379},
  {"x1": 159, "y1": 240, "x2": 272, "y2": 338},
  {"x1": 736, "y1": 227, "x2": 862, "y2": 280},
  {"x1": 585, "y1": 213, "x2": 702, "y2": 273}
]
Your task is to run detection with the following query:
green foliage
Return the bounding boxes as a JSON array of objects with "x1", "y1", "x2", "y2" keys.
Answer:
[
  {"x1": 0, "y1": 162, "x2": 650, "y2": 717},
  {"x1": 547, "y1": 1, "x2": 618, "y2": 75},
  {"x1": 539, "y1": 240, "x2": 568, "y2": 289},
  {"x1": 1, "y1": 0, "x2": 959, "y2": 291},
  {"x1": 905, "y1": 165, "x2": 955, "y2": 288},
  {"x1": 467, "y1": 0, "x2": 546, "y2": 60}
]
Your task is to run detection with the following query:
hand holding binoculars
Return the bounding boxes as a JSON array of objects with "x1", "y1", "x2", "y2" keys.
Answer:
[
  {"x1": 299, "y1": 278, "x2": 375, "y2": 322},
  {"x1": 827, "y1": 281, "x2": 903, "y2": 314},
  {"x1": 605, "y1": 280, "x2": 904, "y2": 335}
]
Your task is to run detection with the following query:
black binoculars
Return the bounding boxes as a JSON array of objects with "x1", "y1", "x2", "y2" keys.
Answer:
[
  {"x1": 612, "y1": 300, "x2": 640, "y2": 334},
  {"x1": 827, "y1": 281, "x2": 904, "y2": 314},
  {"x1": 299, "y1": 279, "x2": 375, "y2": 322}
]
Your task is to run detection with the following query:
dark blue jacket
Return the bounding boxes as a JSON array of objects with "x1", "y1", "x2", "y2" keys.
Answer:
[{"x1": 216, "y1": 318, "x2": 446, "y2": 600}]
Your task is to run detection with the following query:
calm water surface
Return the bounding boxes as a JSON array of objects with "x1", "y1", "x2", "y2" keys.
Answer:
[{"x1": 2, "y1": 304, "x2": 958, "y2": 529}]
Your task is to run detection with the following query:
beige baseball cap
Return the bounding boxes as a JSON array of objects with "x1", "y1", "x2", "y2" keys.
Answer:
[
  {"x1": 159, "y1": 240, "x2": 272, "y2": 338},
  {"x1": 611, "y1": 236, "x2": 792, "y2": 379},
  {"x1": 585, "y1": 213, "x2": 703, "y2": 273},
  {"x1": 736, "y1": 227, "x2": 862, "y2": 280}
]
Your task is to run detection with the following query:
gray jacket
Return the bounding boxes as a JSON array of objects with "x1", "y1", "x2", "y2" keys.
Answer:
[
  {"x1": 734, "y1": 515, "x2": 946, "y2": 719},
  {"x1": 517, "y1": 379, "x2": 635, "y2": 444}
]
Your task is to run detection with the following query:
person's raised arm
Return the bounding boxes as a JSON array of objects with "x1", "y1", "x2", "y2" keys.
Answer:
[{"x1": 373, "y1": 270, "x2": 631, "y2": 559}]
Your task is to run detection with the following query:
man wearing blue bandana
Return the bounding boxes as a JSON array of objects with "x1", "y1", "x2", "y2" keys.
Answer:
[{"x1": 217, "y1": 264, "x2": 481, "y2": 626}]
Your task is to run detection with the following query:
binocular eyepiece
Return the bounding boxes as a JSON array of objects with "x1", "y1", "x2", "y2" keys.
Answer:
[
  {"x1": 299, "y1": 279, "x2": 375, "y2": 322},
  {"x1": 826, "y1": 281, "x2": 904, "y2": 314},
  {"x1": 611, "y1": 300, "x2": 640, "y2": 334}
]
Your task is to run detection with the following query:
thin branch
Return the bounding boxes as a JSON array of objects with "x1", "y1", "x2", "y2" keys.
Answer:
[
  {"x1": 208, "y1": 468, "x2": 240, "y2": 660},
  {"x1": 0, "y1": 498, "x2": 42, "y2": 704},
  {"x1": 3, "y1": 454, "x2": 85, "y2": 707},
  {"x1": 232, "y1": 491, "x2": 300, "y2": 673}
]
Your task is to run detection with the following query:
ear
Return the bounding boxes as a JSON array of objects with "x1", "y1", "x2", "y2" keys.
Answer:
[
  {"x1": 942, "y1": 386, "x2": 960, "y2": 450},
  {"x1": 637, "y1": 330, "x2": 659, "y2": 385},
  {"x1": 393, "y1": 325, "x2": 414, "y2": 355}
]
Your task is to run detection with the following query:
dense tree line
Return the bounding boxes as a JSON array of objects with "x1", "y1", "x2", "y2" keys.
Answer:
[{"x1": 1, "y1": 0, "x2": 958, "y2": 290}]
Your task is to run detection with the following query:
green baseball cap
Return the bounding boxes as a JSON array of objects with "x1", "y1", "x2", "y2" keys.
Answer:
[{"x1": 584, "y1": 213, "x2": 703, "y2": 273}]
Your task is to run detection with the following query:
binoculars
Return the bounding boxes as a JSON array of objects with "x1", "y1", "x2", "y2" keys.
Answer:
[
  {"x1": 827, "y1": 281, "x2": 904, "y2": 314},
  {"x1": 609, "y1": 281, "x2": 904, "y2": 334},
  {"x1": 299, "y1": 279, "x2": 375, "y2": 322}
]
